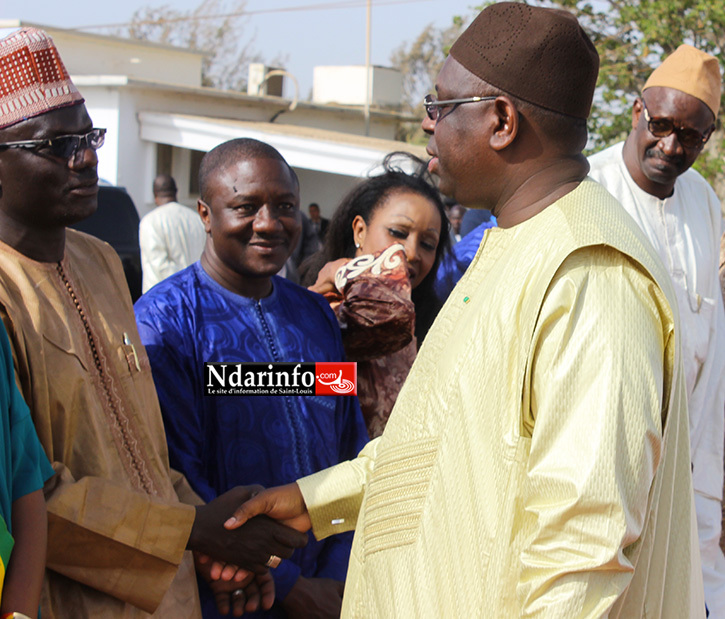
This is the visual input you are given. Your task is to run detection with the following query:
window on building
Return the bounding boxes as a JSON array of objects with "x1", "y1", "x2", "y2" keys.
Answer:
[
  {"x1": 189, "y1": 149, "x2": 205, "y2": 196},
  {"x1": 156, "y1": 143, "x2": 172, "y2": 177}
]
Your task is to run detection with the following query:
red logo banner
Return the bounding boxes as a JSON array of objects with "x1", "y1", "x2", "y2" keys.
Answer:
[{"x1": 315, "y1": 362, "x2": 357, "y2": 395}]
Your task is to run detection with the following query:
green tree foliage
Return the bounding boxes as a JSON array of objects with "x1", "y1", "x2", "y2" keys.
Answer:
[
  {"x1": 124, "y1": 0, "x2": 265, "y2": 91},
  {"x1": 390, "y1": 15, "x2": 469, "y2": 143},
  {"x1": 392, "y1": 0, "x2": 725, "y2": 189},
  {"x1": 537, "y1": 0, "x2": 725, "y2": 181}
]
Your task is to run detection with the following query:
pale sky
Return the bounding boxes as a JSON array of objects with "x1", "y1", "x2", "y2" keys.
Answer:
[{"x1": 1, "y1": 0, "x2": 479, "y2": 97}]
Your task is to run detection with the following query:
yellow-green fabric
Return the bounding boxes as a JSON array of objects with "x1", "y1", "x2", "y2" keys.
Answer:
[{"x1": 298, "y1": 179, "x2": 703, "y2": 618}]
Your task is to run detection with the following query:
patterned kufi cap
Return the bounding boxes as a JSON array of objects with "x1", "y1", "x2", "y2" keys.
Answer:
[
  {"x1": 643, "y1": 44, "x2": 721, "y2": 117},
  {"x1": 449, "y1": 2, "x2": 599, "y2": 119},
  {"x1": 0, "y1": 27, "x2": 84, "y2": 129}
]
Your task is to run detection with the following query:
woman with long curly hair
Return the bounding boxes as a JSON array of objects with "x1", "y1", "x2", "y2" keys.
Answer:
[{"x1": 301, "y1": 153, "x2": 449, "y2": 437}]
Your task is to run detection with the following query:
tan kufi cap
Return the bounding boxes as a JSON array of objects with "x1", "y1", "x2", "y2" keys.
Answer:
[
  {"x1": 0, "y1": 27, "x2": 83, "y2": 129},
  {"x1": 644, "y1": 44, "x2": 721, "y2": 117}
]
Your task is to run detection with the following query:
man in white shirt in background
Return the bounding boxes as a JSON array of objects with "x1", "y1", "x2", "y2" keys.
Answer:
[
  {"x1": 589, "y1": 44, "x2": 725, "y2": 615},
  {"x1": 139, "y1": 174, "x2": 207, "y2": 292}
]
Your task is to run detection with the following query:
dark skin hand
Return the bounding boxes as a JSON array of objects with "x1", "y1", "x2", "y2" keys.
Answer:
[
  {"x1": 196, "y1": 552, "x2": 251, "y2": 582},
  {"x1": 225, "y1": 483, "x2": 312, "y2": 534},
  {"x1": 214, "y1": 573, "x2": 275, "y2": 617},
  {"x1": 187, "y1": 486, "x2": 308, "y2": 573},
  {"x1": 1, "y1": 489, "x2": 47, "y2": 616},
  {"x1": 195, "y1": 551, "x2": 275, "y2": 616},
  {"x1": 221, "y1": 486, "x2": 346, "y2": 616},
  {"x1": 308, "y1": 258, "x2": 350, "y2": 296}
]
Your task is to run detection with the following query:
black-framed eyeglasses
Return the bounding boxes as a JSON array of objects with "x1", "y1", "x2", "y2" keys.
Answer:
[
  {"x1": 641, "y1": 101, "x2": 712, "y2": 150},
  {"x1": 0, "y1": 128, "x2": 106, "y2": 163},
  {"x1": 423, "y1": 94, "x2": 497, "y2": 122}
]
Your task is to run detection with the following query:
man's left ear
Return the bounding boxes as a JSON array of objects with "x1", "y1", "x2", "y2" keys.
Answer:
[
  {"x1": 489, "y1": 96, "x2": 519, "y2": 151},
  {"x1": 197, "y1": 199, "x2": 211, "y2": 234},
  {"x1": 631, "y1": 98, "x2": 644, "y2": 130}
]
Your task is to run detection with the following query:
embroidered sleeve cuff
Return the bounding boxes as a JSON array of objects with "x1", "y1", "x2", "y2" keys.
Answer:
[{"x1": 297, "y1": 438, "x2": 379, "y2": 540}]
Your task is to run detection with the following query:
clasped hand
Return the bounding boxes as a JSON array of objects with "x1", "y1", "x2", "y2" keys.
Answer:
[
  {"x1": 188, "y1": 485, "x2": 308, "y2": 573},
  {"x1": 189, "y1": 484, "x2": 312, "y2": 614},
  {"x1": 223, "y1": 482, "x2": 311, "y2": 534},
  {"x1": 196, "y1": 551, "x2": 276, "y2": 616}
]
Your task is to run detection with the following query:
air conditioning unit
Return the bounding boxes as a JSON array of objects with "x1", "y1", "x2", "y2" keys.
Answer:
[{"x1": 247, "y1": 63, "x2": 284, "y2": 97}]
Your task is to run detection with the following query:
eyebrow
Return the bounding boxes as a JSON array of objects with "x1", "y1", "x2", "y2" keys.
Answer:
[
  {"x1": 48, "y1": 121, "x2": 94, "y2": 136},
  {"x1": 19, "y1": 125, "x2": 93, "y2": 141},
  {"x1": 643, "y1": 100, "x2": 713, "y2": 129},
  {"x1": 389, "y1": 214, "x2": 440, "y2": 233},
  {"x1": 273, "y1": 191, "x2": 298, "y2": 200},
  {"x1": 231, "y1": 190, "x2": 297, "y2": 200}
]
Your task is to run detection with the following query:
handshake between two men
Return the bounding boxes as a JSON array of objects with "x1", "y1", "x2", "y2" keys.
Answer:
[{"x1": 187, "y1": 484, "x2": 314, "y2": 616}]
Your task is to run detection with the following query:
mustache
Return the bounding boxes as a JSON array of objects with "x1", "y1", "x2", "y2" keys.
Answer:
[
  {"x1": 69, "y1": 170, "x2": 99, "y2": 184},
  {"x1": 644, "y1": 148, "x2": 684, "y2": 166}
]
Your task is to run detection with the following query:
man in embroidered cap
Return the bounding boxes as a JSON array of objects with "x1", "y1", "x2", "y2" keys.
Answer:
[
  {"x1": 589, "y1": 44, "x2": 725, "y2": 615},
  {"x1": 0, "y1": 27, "x2": 307, "y2": 618},
  {"x1": 225, "y1": 3, "x2": 702, "y2": 617}
]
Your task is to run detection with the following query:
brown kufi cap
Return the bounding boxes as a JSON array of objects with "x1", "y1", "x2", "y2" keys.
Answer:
[
  {"x1": 0, "y1": 27, "x2": 83, "y2": 129},
  {"x1": 449, "y1": 2, "x2": 599, "y2": 119},
  {"x1": 643, "y1": 44, "x2": 721, "y2": 117}
]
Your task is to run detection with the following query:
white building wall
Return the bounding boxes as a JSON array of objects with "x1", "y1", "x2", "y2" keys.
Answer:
[
  {"x1": 41, "y1": 28, "x2": 204, "y2": 88},
  {"x1": 74, "y1": 78, "x2": 403, "y2": 141},
  {"x1": 84, "y1": 88, "x2": 157, "y2": 216},
  {"x1": 372, "y1": 69, "x2": 404, "y2": 108},
  {"x1": 83, "y1": 88, "x2": 121, "y2": 186},
  {"x1": 77, "y1": 79, "x2": 411, "y2": 217},
  {"x1": 117, "y1": 90, "x2": 156, "y2": 215},
  {"x1": 313, "y1": 66, "x2": 403, "y2": 108}
]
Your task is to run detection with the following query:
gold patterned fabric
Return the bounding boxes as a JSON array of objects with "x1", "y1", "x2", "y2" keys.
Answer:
[
  {"x1": 0, "y1": 230, "x2": 201, "y2": 617},
  {"x1": 589, "y1": 142, "x2": 725, "y2": 613},
  {"x1": 298, "y1": 180, "x2": 703, "y2": 618}
]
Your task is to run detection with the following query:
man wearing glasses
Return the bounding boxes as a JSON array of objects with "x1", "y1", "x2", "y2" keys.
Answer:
[
  {"x1": 0, "y1": 28, "x2": 308, "y2": 617},
  {"x1": 589, "y1": 45, "x2": 725, "y2": 615},
  {"x1": 228, "y1": 4, "x2": 703, "y2": 616}
]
